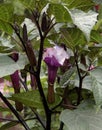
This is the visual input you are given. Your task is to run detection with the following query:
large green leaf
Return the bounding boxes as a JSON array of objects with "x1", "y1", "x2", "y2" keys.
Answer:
[
  {"x1": 48, "y1": 3, "x2": 72, "y2": 22},
  {"x1": 60, "y1": 101, "x2": 102, "y2": 130},
  {"x1": 75, "y1": 75, "x2": 92, "y2": 91},
  {"x1": 0, "y1": 54, "x2": 28, "y2": 78},
  {"x1": 0, "y1": 3, "x2": 14, "y2": 34},
  {"x1": 90, "y1": 67, "x2": 102, "y2": 83},
  {"x1": 49, "y1": 0, "x2": 94, "y2": 10},
  {"x1": 92, "y1": 79, "x2": 102, "y2": 107},
  {"x1": 9, "y1": 90, "x2": 43, "y2": 109},
  {"x1": 69, "y1": 9, "x2": 98, "y2": 41},
  {"x1": 60, "y1": 28, "x2": 86, "y2": 50},
  {"x1": 90, "y1": 67, "x2": 102, "y2": 106}
]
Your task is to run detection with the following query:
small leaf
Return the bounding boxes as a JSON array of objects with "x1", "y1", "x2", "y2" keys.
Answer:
[
  {"x1": 0, "y1": 106, "x2": 10, "y2": 112},
  {"x1": 0, "y1": 122, "x2": 18, "y2": 130},
  {"x1": 69, "y1": 9, "x2": 98, "y2": 41}
]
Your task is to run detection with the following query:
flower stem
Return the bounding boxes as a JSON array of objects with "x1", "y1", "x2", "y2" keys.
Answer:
[{"x1": 47, "y1": 83, "x2": 55, "y2": 103}]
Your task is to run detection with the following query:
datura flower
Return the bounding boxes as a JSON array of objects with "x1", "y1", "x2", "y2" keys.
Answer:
[{"x1": 43, "y1": 45, "x2": 69, "y2": 103}]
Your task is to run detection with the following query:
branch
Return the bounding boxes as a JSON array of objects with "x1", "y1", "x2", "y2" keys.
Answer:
[
  {"x1": 31, "y1": 108, "x2": 46, "y2": 129},
  {"x1": 74, "y1": 53, "x2": 84, "y2": 105},
  {"x1": 19, "y1": 77, "x2": 28, "y2": 91},
  {"x1": 0, "y1": 92, "x2": 30, "y2": 130}
]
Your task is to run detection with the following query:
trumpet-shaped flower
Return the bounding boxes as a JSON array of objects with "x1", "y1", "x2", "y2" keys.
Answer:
[{"x1": 43, "y1": 45, "x2": 69, "y2": 84}]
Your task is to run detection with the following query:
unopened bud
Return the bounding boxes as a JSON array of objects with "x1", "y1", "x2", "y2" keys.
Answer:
[
  {"x1": 23, "y1": 24, "x2": 28, "y2": 44},
  {"x1": 25, "y1": 40, "x2": 36, "y2": 67},
  {"x1": 41, "y1": 12, "x2": 51, "y2": 32}
]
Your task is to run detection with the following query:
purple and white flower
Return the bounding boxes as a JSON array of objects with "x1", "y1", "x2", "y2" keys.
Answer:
[{"x1": 43, "y1": 45, "x2": 69, "y2": 84}]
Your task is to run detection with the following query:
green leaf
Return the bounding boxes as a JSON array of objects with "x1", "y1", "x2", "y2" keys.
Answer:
[
  {"x1": 49, "y1": 0, "x2": 94, "y2": 10},
  {"x1": 90, "y1": 67, "x2": 102, "y2": 106},
  {"x1": 0, "y1": 54, "x2": 28, "y2": 78},
  {"x1": 0, "y1": 3, "x2": 14, "y2": 34},
  {"x1": 0, "y1": 122, "x2": 18, "y2": 130},
  {"x1": 60, "y1": 28, "x2": 74, "y2": 49},
  {"x1": 69, "y1": 9, "x2": 98, "y2": 41},
  {"x1": 60, "y1": 67, "x2": 76, "y2": 88},
  {"x1": 92, "y1": 79, "x2": 102, "y2": 107},
  {"x1": 60, "y1": 101, "x2": 102, "y2": 130},
  {"x1": 60, "y1": 28, "x2": 86, "y2": 49},
  {"x1": 9, "y1": 91, "x2": 43, "y2": 109},
  {"x1": 75, "y1": 75, "x2": 92, "y2": 91},
  {"x1": 48, "y1": 3, "x2": 72, "y2": 22},
  {"x1": 90, "y1": 67, "x2": 102, "y2": 83}
]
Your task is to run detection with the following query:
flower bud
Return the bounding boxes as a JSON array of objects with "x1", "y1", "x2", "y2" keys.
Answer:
[
  {"x1": 41, "y1": 12, "x2": 51, "y2": 32},
  {"x1": 10, "y1": 52, "x2": 23, "y2": 111},
  {"x1": 25, "y1": 40, "x2": 36, "y2": 67}
]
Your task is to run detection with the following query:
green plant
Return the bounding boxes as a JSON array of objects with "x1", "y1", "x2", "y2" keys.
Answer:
[{"x1": 0, "y1": 0, "x2": 102, "y2": 130}]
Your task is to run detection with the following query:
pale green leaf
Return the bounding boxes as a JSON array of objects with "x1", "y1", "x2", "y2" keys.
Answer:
[
  {"x1": 90, "y1": 67, "x2": 102, "y2": 106},
  {"x1": 92, "y1": 79, "x2": 102, "y2": 106},
  {"x1": 60, "y1": 101, "x2": 102, "y2": 130},
  {"x1": 0, "y1": 54, "x2": 28, "y2": 78},
  {"x1": 75, "y1": 75, "x2": 92, "y2": 91},
  {"x1": 90, "y1": 67, "x2": 102, "y2": 83},
  {"x1": 93, "y1": 0, "x2": 102, "y2": 4},
  {"x1": 69, "y1": 9, "x2": 98, "y2": 41}
]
